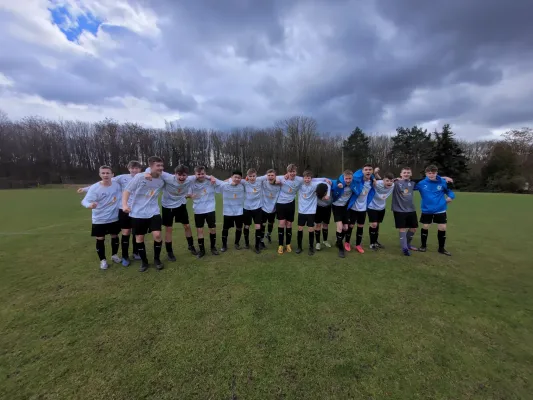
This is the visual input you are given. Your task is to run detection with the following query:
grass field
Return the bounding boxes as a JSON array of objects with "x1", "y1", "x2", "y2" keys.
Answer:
[{"x1": 1, "y1": 188, "x2": 533, "y2": 399}]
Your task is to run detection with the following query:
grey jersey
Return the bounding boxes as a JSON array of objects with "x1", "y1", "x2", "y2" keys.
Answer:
[
  {"x1": 189, "y1": 178, "x2": 223, "y2": 214},
  {"x1": 81, "y1": 181, "x2": 121, "y2": 224},
  {"x1": 351, "y1": 180, "x2": 372, "y2": 212},
  {"x1": 261, "y1": 179, "x2": 281, "y2": 213},
  {"x1": 218, "y1": 182, "x2": 245, "y2": 216},
  {"x1": 391, "y1": 179, "x2": 416, "y2": 212},
  {"x1": 317, "y1": 192, "x2": 333, "y2": 208},
  {"x1": 124, "y1": 174, "x2": 164, "y2": 218},
  {"x1": 243, "y1": 176, "x2": 267, "y2": 210},
  {"x1": 333, "y1": 186, "x2": 352, "y2": 207},
  {"x1": 298, "y1": 182, "x2": 331, "y2": 214},
  {"x1": 159, "y1": 172, "x2": 195, "y2": 209},
  {"x1": 368, "y1": 180, "x2": 394, "y2": 211},
  {"x1": 81, "y1": 173, "x2": 135, "y2": 209}
]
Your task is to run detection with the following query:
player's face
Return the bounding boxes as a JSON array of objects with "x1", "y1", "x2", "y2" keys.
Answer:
[
  {"x1": 304, "y1": 176, "x2": 312, "y2": 184},
  {"x1": 288, "y1": 170, "x2": 297, "y2": 179},
  {"x1": 232, "y1": 175, "x2": 242, "y2": 184},
  {"x1": 151, "y1": 162, "x2": 164, "y2": 176},
  {"x1": 384, "y1": 178, "x2": 394, "y2": 187},
  {"x1": 247, "y1": 173, "x2": 257, "y2": 183},
  {"x1": 344, "y1": 174, "x2": 353, "y2": 185},
  {"x1": 176, "y1": 172, "x2": 188, "y2": 182},
  {"x1": 363, "y1": 166, "x2": 373, "y2": 178},
  {"x1": 195, "y1": 170, "x2": 206, "y2": 181},
  {"x1": 100, "y1": 168, "x2": 113, "y2": 181},
  {"x1": 267, "y1": 172, "x2": 276, "y2": 183},
  {"x1": 401, "y1": 169, "x2": 412, "y2": 179},
  {"x1": 426, "y1": 171, "x2": 438, "y2": 180},
  {"x1": 129, "y1": 167, "x2": 141, "y2": 175}
]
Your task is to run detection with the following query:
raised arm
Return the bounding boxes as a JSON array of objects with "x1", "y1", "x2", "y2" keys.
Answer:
[
  {"x1": 77, "y1": 185, "x2": 91, "y2": 194},
  {"x1": 81, "y1": 186, "x2": 98, "y2": 209}
]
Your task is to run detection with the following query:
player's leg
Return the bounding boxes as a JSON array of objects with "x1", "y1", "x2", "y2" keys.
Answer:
[
  {"x1": 296, "y1": 213, "x2": 305, "y2": 254},
  {"x1": 314, "y1": 221, "x2": 322, "y2": 251},
  {"x1": 322, "y1": 206, "x2": 331, "y2": 248},
  {"x1": 119, "y1": 210, "x2": 133, "y2": 265},
  {"x1": 207, "y1": 212, "x2": 219, "y2": 255},
  {"x1": 110, "y1": 227, "x2": 121, "y2": 264},
  {"x1": 374, "y1": 210, "x2": 386, "y2": 249},
  {"x1": 436, "y1": 213, "x2": 451, "y2": 256},
  {"x1": 195, "y1": 213, "x2": 206, "y2": 258},
  {"x1": 332, "y1": 206, "x2": 347, "y2": 258},
  {"x1": 276, "y1": 203, "x2": 286, "y2": 254},
  {"x1": 242, "y1": 210, "x2": 251, "y2": 249},
  {"x1": 253, "y1": 210, "x2": 263, "y2": 251},
  {"x1": 266, "y1": 212, "x2": 274, "y2": 243},
  {"x1": 221, "y1": 216, "x2": 231, "y2": 252},
  {"x1": 92, "y1": 223, "x2": 108, "y2": 269},
  {"x1": 368, "y1": 209, "x2": 379, "y2": 250},
  {"x1": 132, "y1": 218, "x2": 150, "y2": 271},
  {"x1": 235, "y1": 216, "x2": 244, "y2": 250},
  {"x1": 284, "y1": 201, "x2": 295, "y2": 252},
  {"x1": 176, "y1": 204, "x2": 196, "y2": 255},
  {"x1": 307, "y1": 215, "x2": 315, "y2": 255},
  {"x1": 355, "y1": 211, "x2": 366, "y2": 253},
  {"x1": 345, "y1": 211, "x2": 355, "y2": 252},
  {"x1": 419, "y1": 213, "x2": 432, "y2": 251},
  {"x1": 162, "y1": 207, "x2": 176, "y2": 261},
  {"x1": 150, "y1": 215, "x2": 164, "y2": 270},
  {"x1": 394, "y1": 212, "x2": 410, "y2": 256}
]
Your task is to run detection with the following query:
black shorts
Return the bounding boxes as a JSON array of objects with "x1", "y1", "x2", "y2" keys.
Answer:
[
  {"x1": 223, "y1": 215, "x2": 244, "y2": 229},
  {"x1": 276, "y1": 201, "x2": 295, "y2": 222},
  {"x1": 132, "y1": 215, "x2": 162, "y2": 236},
  {"x1": 194, "y1": 211, "x2": 216, "y2": 229},
  {"x1": 315, "y1": 205, "x2": 332, "y2": 224},
  {"x1": 162, "y1": 204, "x2": 190, "y2": 227},
  {"x1": 349, "y1": 209, "x2": 367, "y2": 225},
  {"x1": 420, "y1": 212, "x2": 447, "y2": 225},
  {"x1": 118, "y1": 209, "x2": 132, "y2": 229},
  {"x1": 332, "y1": 205, "x2": 350, "y2": 224},
  {"x1": 243, "y1": 208, "x2": 262, "y2": 226},
  {"x1": 367, "y1": 208, "x2": 386, "y2": 223},
  {"x1": 91, "y1": 221, "x2": 121, "y2": 237},
  {"x1": 393, "y1": 211, "x2": 419, "y2": 229},
  {"x1": 262, "y1": 210, "x2": 276, "y2": 225},
  {"x1": 297, "y1": 213, "x2": 315, "y2": 227}
]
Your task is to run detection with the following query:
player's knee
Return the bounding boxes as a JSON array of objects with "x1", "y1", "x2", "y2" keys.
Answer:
[
  {"x1": 437, "y1": 224, "x2": 446, "y2": 231},
  {"x1": 96, "y1": 236, "x2": 105, "y2": 240},
  {"x1": 153, "y1": 232, "x2": 162, "y2": 241},
  {"x1": 111, "y1": 234, "x2": 118, "y2": 238},
  {"x1": 323, "y1": 225, "x2": 328, "y2": 230},
  {"x1": 349, "y1": 224, "x2": 354, "y2": 229},
  {"x1": 357, "y1": 224, "x2": 364, "y2": 228},
  {"x1": 370, "y1": 222, "x2": 378, "y2": 228},
  {"x1": 298, "y1": 226, "x2": 304, "y2": 231},
  {"x1": 122, "y1": 229, "x2": 131, "y2": 235},
  {"x1": 423, "y1": 224, "x2": 430, "y2": 229}
]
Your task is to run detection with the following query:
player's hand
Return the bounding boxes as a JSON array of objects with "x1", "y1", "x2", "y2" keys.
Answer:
[
  {"x1": 324, "y1": 195, "x2": 330, "y2": 201},
  {"x1": 284, "y1": 174, "x2": 289, "y2": 179},
  {"x1": 446, "y1": 197, "x2": 453, "y2": 203},
  {"x1": 337, "y1": 183, "x2": 343, "y2": 188},
  {"x1": 443, "y1": 176, "x2": 453, "y2": 183},
  {"x1": 190, "y1": 193, "x2": 199, "y2": 199},
  {"x1": 122, "y1": 206, "x2": 131, "y2": 213},
  {"x1": 77, "y1": 188, "x2": 84, "y2": 194},
  {"x1": 325, "y1": 179, "x2": 332, "y2": 185},
  {"x1": 88, "y1": 202, "x2": 98, "y2": 209},
  {"x1": 210, "y1": 177, "x2": 216, "y2": 184},
  {"x1": 374, "y1": 167, "x2": 380, "y2": 173},
  {"x1": 144, "y1": 173, "x2": 152, "y2": 181}
]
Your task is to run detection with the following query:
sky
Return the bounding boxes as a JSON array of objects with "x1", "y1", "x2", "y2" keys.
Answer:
[{"x1": 0, "y1": 0, "x2": 532, "y2": 140}]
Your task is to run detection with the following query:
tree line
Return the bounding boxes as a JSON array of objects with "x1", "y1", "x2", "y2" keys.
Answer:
[{"x1": 0, "y1": 110, "x2": 531, "y2": 192}]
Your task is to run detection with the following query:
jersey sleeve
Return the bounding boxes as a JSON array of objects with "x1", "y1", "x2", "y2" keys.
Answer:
[
  {"x1": 124, "y1": 175, "x2": 141, "y2": 193},
  {"x1": 81, "y1": 185, "x2": 98, "y2": 208}
]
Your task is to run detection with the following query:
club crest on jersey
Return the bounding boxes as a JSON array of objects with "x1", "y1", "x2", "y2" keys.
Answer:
[
  {"x1": 253, "y1": 188, "x2": 257, "y2": 193},
  {"x1": 437, "y1": 185, "x2": 442, "y2": 190},
  {"x1": 233, "y1": 194, "x2": 237, "y2": 199},
  {"x1": 403, "y1": 188, "x2": 409, "y2": 194},
  {"x1": 289, "y1": 188, "x2": 292, "y2": 193},
  {"x1": 408, "y1": 182, "x2": 411, "y2": 187}
]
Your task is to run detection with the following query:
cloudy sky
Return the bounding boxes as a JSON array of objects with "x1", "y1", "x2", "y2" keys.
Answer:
[{"x1": 0, "y1": 0, "x2": 532, "y2": 139}]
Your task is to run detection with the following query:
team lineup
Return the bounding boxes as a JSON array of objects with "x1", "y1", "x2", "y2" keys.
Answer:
[{"x1": 79, "y1": 157, "x2": 455, "y2": 271}]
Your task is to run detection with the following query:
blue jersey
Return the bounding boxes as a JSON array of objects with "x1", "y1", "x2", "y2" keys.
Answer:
[{"x1": 415, "y1": 177, "x2": 455, "y2": 214}]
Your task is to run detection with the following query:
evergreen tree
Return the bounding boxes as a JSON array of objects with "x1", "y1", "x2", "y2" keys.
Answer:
[
  {"x1": 343, "y1": 127, "x2": 370, "y2": 168},
  {"x1": 390, "y1": 125, "x2": 433, "y2": 176},
  {"x1": 430, "y1": 124, "x2": 469, "y2": 182}
]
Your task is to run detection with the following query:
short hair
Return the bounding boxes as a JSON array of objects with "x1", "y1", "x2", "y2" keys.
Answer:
[
  {"x1": 363, "y1": 163, "x2": 373, "y2": 168},
  {"x1": 425, "y1": 164, "x2": 438, "y2": 172},
  {"x1": 303, "y1": 170, "x2": 313, "y2": 177},
  {"x1": 343, "y1": 169, "x2": 353, "y2": 176},
  {"x1": 174, "y1": 164, "x2": 189, "y2": 174},
  {"x1": 247, "y1": 168, "x2": 257, "y2": 176},
  {"x1": 286, "y1": 163, "x2": 297, "y2": 172},
  {"x1": 127, "y1": 160, "x2": 141, "y2": 169},
  {"x1": 401, "y1": 166, "x2": 411, "y2": 171},
  {"x1": 384, "y1": 172, "x2": 395, "y2": 180},
  {"x1": 194, "y1": 165, "x2": 206, "y2": 173},
  {"x1": 232, "y1": 170, "x2": 243, "y2": 177},
  {"x1": 266, "y1": 169, "x2": 276, "y2": 174},
  {"x1": 148, "y1": 156, "x2": 163, "y2": 165},
  {"x1": 315, "y1": 183, "x2": 328, "y2": 199},
  {"x1": 99, "y1": 165, "x2": 112, "y2": 171}
]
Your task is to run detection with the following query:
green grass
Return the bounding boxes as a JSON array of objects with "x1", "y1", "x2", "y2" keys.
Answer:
[{"x1": 1, "y1": 189, "x2": 532, "y2": 399}]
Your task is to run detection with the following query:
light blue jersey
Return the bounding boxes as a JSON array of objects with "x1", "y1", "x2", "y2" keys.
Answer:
[
  {"x1": 189, "y1": 178, "x2": 224, "y2": 214},
  {"x1": 368, "y1": 180, "x2": 394, "y2": 211},
  {"x1": 276, "y1": 176, "x2": 304, "y2": 204},
  {"x1": 261, "y1": 179, "x2": 281, "y2": 213},
  {"x1": 243, "y1": 176, "x2": 267, "y2": 210},
  {"x1": 82, "y1": 181, "x2": 121, "y2": 224},
  {"x1": 298, "y1": 182, "x2": 331, "y2": 215},
  {"x1": 124, "y1": 173, "x2": 164, "y2": 218},
  {"x1": 81, "y1": 173, "x2": 136, "y2": 209},
  {"x1": 160, "y1": 172, "x2": 195, "y2": 209},
  {"x1": 217, "y1": 182, "x2": 245, "y2": 216},
  {"x1": 351, "y1": 180, "x2": 373, "y2": 211}
]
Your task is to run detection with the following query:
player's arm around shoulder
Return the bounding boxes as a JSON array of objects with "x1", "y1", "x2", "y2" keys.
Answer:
[{"x1": 81, "y1": 184, "x2": 98, "y2": 209}]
